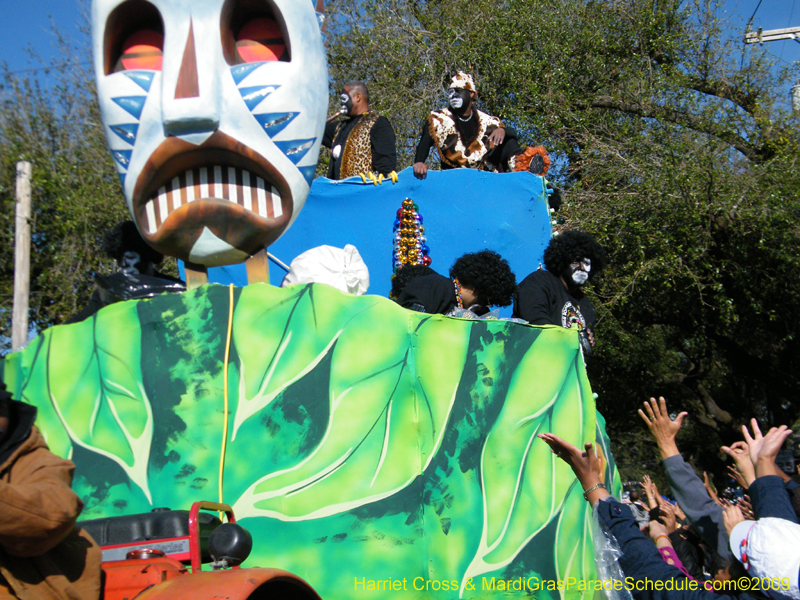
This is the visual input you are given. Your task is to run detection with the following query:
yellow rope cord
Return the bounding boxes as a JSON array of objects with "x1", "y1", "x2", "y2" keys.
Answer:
[{"x1": 219, "y1": 284, "x2": 234, "y2": 511}]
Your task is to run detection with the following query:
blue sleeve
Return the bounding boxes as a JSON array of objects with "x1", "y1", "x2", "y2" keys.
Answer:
[
  {"x1": 595, "y1": 499, "x2": 737, "y2": 600},
  {"x1": 748, "y1": 475, "x2": 798, "y2": 523},
  {"x1": 663, "y1": 455, "x2": 731, "y2": 559}
]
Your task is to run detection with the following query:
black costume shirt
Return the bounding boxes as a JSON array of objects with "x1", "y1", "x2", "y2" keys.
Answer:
[
  {"x1": 512, "y1": 269, "x2": 595, "y2": 330},
  {"x1": 323, "y1": 114, "x2": 397, "y2": 179},
  {"x1": 396, "y1": 273, "x2": 457, "y2": 315}
]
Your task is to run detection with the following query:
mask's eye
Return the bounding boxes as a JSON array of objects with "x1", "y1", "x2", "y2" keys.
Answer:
[
  {"x1": 221, "y1": 0, "x2": 291, "y2": 65},
  {"x1": 104, "y1": 0, "x2": 164, "y2": 75},
  {"x1": 236, "y1": 18, "x2": 287, "y2": 63},
  {"x1": 116, "y1": 30, "x2": 164, "y2": 72}
]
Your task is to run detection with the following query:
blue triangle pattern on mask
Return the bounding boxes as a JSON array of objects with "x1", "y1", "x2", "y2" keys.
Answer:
[
  {"x1": 253, "y1": 112, "x2": 297, "y2": 137},
  {"x1": 298, "y1": 165, "x2": 316, "y2": 186},
  {"x1": 123, "y1": 71, "x2": 155, "y2": 92},
  {"x1": 110, "y1": 123, "x2": 139, "y2": 146},
  {"x1": 112, "y1": 96, "x2": 147, "y2": 120},
  {"x1": 118, "y1": 172, "x2": 126, "y2": 187},
  {"x1": 231, "y1": 63, "x2": 263, "y2": 86},
  {"x1": 239, "y1": 85, "x2": 280, "y2": 111},
  {"x1": 274, "y1": 139, "x2": 315, "y2": 165},
  {"x1": 112, "y1": 149, "x2": 132, "y2": 169},
  {"x1": 316, "y1": 11, "x2": 325, "y2": 28}
]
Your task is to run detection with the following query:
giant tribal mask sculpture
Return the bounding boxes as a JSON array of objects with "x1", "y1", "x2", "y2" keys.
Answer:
[{"x1": 93, "y1": 0, "x2": 327, "y2": 266}]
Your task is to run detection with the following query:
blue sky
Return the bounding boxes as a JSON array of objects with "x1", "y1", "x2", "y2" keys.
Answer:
[{"x1": 1, "y1": 0, "x2": 799, "y2": 79}]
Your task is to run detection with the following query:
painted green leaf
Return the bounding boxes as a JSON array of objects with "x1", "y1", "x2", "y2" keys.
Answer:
[
  {"x1": 412, "y1": 315, "x2": 473, "y2": 465},
  {"x1": 231, "y1": 284, "x2": 359, "y2": 438},
  {"x1": 555, "y1": 481, "x2": 596, "y2": 600},
  {"x1": 46, "y1": 301, "x2": 153, "y2": 502},
  {"x1": 595, "y1": 410, "x2": 623, "y2": 499},
  {"x1": 3, "y1": 335, "x2": 73, "y2": 460},
  {"x1": 462, "y1": 326, "x2": 595, "y2": 588},
  {"x1": 232, "y1": 309, "x2": 470, "y2": 520}
]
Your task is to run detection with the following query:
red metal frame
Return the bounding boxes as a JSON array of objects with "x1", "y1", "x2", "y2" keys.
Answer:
[{"x1": 187, "y1": 501, "x2": 236, "y2": 572}]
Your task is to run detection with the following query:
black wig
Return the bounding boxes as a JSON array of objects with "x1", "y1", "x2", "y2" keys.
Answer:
[
  {"x1": 103, "y1": 221, "x2": 164, "y2": 267},
  {"x1": 543, "y1": 231, "x2": 605, "y2": 281},
  {"x1": 450, "y1": 250, "x2": 516, "y2": 307}
]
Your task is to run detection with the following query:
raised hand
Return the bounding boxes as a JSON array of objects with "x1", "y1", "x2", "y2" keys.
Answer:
[
  {"x1": 722, "y1": 504, "x2": 745, "y2": 536},
  {"x1": 739, "y1": 495, "x2": 755, "y2": 520},
  {"x1": 726, "y1": 465, "x2": 749, "y2": 490},
  {"x1": 703, "y1": 471, "x2": 722, "y2": 506},
  {"x1": 537, "y1": 433, "x2": 610, "y2": 504},
  {"x1": 638, "y1": 397, "x2": 686, "y2": 459},
  {"x1": 659, "y1": 502, "x2": 679, "y2": 533},
  {"x1": 640, "y1": 474, "x2": 659, "y2": 509},
  {"x1": 741, "y1": 419, "x2": 793, "y2": 477},
  {"x1": 721, "y1": 441, "x2": 756, "y2": 487}
]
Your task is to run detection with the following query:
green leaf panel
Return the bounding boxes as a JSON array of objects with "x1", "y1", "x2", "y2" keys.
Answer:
[
  {"x1": 463, "y1": 325, "x2": 595, "y2": 587},
  {"x1": 555, "y1": 481, "x2": 596, "y2": 600},
  {"x1": 231, "y1": 283, "x2": 361, "y2": 437},
  {"x1": 233, "y1": 301, "x2": 470, "y2": 520}
]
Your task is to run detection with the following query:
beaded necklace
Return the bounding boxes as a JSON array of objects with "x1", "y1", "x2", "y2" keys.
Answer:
[{"x1": 453, "y1": 278, "x2": 464, "y2": 308}]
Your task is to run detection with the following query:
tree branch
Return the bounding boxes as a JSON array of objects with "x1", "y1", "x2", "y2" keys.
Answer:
[{"x1": 585, "y1": 96, "x2": 770, "y2": 162}]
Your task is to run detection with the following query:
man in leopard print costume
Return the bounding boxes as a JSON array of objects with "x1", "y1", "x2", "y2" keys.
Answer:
[
  {"x1": 323, "y1": 81, "x2": 397, "y2": 180},
  {"x1": 413, "y1": 72, "x2": 522, "y2": 179}
]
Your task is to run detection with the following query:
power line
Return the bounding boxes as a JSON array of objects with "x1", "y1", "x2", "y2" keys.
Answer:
[{"x1": 746, "y1": 0, "x2": 764, "y2": 29}]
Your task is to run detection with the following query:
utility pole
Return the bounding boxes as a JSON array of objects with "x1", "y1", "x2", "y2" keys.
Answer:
[
  {"x1": 12, "y1": 161, "x2": 32, "y2": 350},
  {"x1": 744, "y1": 25, "x2": 800, "y2": 45},
  {"x1": 744, "y1": 25, "x2": 800, "y2": 112}
]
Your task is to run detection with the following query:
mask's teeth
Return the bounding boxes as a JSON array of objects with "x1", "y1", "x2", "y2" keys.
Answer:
[
  {"x1": 146, "y1": 166, "x2": 283, "y2": 233},
  {"x1": 146, "y1": 199, "x2": 157, "y2": 234}
]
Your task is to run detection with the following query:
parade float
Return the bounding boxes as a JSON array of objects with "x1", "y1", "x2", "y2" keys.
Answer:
[{"x1": 0, "y1": 0, "x2": 620, "y2": 598}]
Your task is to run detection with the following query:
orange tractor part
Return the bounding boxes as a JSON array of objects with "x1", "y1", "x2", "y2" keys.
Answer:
[{"x1": 91, "y1": 501, "x2": 321, "y2": 600}]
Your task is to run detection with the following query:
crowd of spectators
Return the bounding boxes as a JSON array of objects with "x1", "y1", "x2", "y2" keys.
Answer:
[{"x1": 541, "y1": 396, "x2": 800, "y2": 600}]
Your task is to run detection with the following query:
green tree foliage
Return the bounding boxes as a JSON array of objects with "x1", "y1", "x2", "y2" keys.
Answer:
[
  {"x1": 0, "y1": 32, "x2": 134, "y2": 349},
  {"x1": 325, "y1": 0, "x2": 800, "y2": 482}
]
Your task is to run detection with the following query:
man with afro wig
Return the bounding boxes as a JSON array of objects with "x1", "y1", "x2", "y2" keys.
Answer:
[
  {"x1": 513, "y1": 231, "x2": 605, "y2": 350},
  {"x1": 397, "y1": 249, "x2": 516, "y2": 316}
]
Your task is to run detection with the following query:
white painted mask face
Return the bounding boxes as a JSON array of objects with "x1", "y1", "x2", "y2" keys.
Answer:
[
  {"x1": 447, "y1": 88, "x2": 463, "y2": 110},
  {"x1": 120, "y1": 250, "x2": 143, "y2": 275},
  {"x1": 92, "y1": 0, "x2": 328, "y2": 267},
  {"x1": 570, "y1": 258, "x2": 591, "y2": 286}
]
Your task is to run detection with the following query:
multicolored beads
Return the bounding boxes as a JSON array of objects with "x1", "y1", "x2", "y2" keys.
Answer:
[{"x1": 393, "y1": 198, "x2": 431, "y2": 272}]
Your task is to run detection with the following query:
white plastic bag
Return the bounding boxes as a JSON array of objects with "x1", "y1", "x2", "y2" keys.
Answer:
[{"x1": 281, "y1": 244, "x2": 370, "y2": 295}]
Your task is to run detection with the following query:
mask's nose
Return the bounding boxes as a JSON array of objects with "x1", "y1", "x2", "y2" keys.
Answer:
[{"x1": 161, "y1": 18, "x2": 222, "y2": 138}]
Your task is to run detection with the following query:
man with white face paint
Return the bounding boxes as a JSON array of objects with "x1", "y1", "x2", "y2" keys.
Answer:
[
  {"x1": 322, "y1": 81, "x2": 397, "y2": 180},
  {"x1": 513, "y1": 231, "x2": 605, "y2": 352},
  {"x1": 413, "y1": 71, "x2": 521, "y2": 179},
  {"x1": 92, "y1": 0, "x2": 328, "y2": 269}
]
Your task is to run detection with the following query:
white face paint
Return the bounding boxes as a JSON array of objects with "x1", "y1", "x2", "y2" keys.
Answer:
[
  {"x1": 572, "y1": 270, "x2": 589, "y2": 286},
  {"x1": 338, "y1": 92, "x2": 351, "y2": 115},
  {"x1": 92, "y1": 0, "x2": 328, "y2": 266},
  {"x1": 570, "y1": 258, "x2": 591, "y2": 286},
  {"x1": 447, "y1": 88, "x2": 463, "y2": 110},
  {"x1": 120, "y1": 251, "x2": 143, "y2": 275}
]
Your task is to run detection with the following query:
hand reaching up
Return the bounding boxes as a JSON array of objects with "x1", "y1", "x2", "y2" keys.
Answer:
[
  {"x1": 638, "y1": 397, "x2": 686, "y2": 459},
  {"x1": 741, "y1": 419, "x2": 793, "y2": 478},
  {"x1": 721, "y1": 441, "x2": 756, "y2": 488}
]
